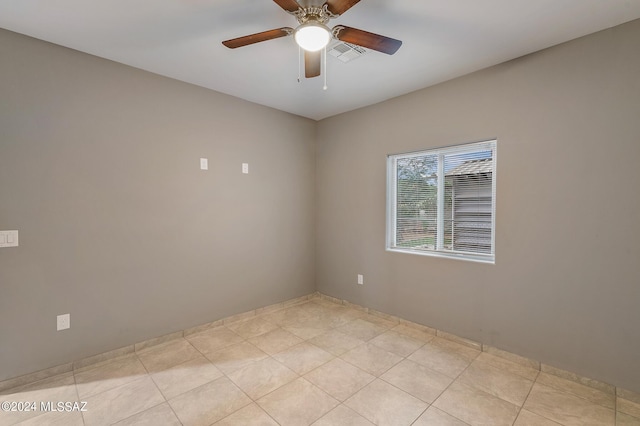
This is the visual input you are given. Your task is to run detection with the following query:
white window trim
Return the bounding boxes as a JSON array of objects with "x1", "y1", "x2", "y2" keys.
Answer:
[{"x1": 386, "y1": 140, "x2": 497, "y2": 264}]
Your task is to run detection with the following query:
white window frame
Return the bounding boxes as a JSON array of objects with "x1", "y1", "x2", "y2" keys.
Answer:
[{"x1": 386, "y1": 139, "x2": 497, "y2": 264}]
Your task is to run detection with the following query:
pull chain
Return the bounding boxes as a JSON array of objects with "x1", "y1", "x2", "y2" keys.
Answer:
[
  {"x1": 323, "y1": 46, "x2": 328, "y2": 90},
  {"x1": 297, "y1": 46, "x2": 302, "y2": 83}
]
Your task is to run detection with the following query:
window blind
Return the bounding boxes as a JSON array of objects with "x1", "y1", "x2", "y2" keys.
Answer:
[{"x1": 387, "y1": 140, "x2": 496, "y2": 262}]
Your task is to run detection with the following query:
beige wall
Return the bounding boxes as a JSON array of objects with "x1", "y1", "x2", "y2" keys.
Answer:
[
  {"x1": 316, "y1": 20, "x2": 640, "y2": 391},
  {"x1": 0, "y1": 29, "x2": 316, "y2": 380},
  {"x1": 2, "y1": 18, "x2": 639, "y2": 392}
]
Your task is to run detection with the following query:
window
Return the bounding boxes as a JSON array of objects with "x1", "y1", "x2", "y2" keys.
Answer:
[{"x1": 386, "y1": 140, "x2": 496, "y2": 263}]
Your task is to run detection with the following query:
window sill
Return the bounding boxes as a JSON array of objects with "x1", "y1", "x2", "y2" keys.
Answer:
[{"x1": 386, "y1": 247, "x2": 495, "y2": 264}]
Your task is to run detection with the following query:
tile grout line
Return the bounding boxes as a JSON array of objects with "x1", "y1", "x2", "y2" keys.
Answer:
[
  {"x1": 17, "y1": 298, "x2": 629, "y2": 426},
  {"x1": 132, "y1": 349, "x2": 184, "y2": 426},
  {"x1": 84, "y1": 348, "x2": 173, "y2": 425},
  {"x1": 220, "y1": 305, "x2": 391, "y2": 423},
  {"x1": 229, "y1": 324, "x2": 340, "y2": 425},
  {"x1": 191, "y1": 322, "x2": 316, "y2": 424},
  {"x1": 251, "y1": 373, "x2": 338, "y2": 424},
  {"x1": 70, "y1": 369, "x2": 86, "y2": 426},
  {"x1": 614, "y1": 390, "x2": 617, "y2": 425},
  {"x1": 510, "y1": 368, "x2": 541, "y2": 426},
  {"x1": 534, "y1": 372, "x2": 618, "y2": 411},
  {"x1": 210, "y1": 401, "x2": 282, "y2": 426},
  {"x1": 317, "y1": 292, "x2": 628, "y2": 400},
  {"x1": 0, "y1": 292, "x2": 632, "y2": 423},
  {"x1": 171, "y1": 330, "x2": 256, "y2": 425},
  {"x1": 343, "y1": 305, "x2": 476, "y2": 425},
  {"x1": 410, "y1": 406, "x2": 431, "y2": 425},
  {"x1": 423, "y1": 347, "x2": 482, "y2": 425},
  {"x1": 139, "y1": 302, "x2": 629, "y2": 425},
  {"x1": 0, "y1": 294, "x2": 317, "y2": 393},
  {"x1": 472, "y1": 353, "x2": 539, "y2": 383},
  {"x1": 333, "y1": 322, "x2": 475, "y2": 424},
  {"x1": 215, "y1": 307, "x2": 332, "y2": 414},
  {"x1": 369, "y1": 337, "x2": 434, "y2": 425},
  {"x1": 315, "y1": 311, "x2": 460, "y2": 416},
  {"x1": 81, "y1": 319, "x2": 340, "y2": 421}
]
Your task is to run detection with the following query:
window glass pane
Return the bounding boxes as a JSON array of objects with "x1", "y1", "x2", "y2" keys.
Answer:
[
  {"x1": 443, "y1": 150, "x2": 493, "y2": 254},
  {"x1": 396, "y1": 155, "x2": 438, "y2": 250}
]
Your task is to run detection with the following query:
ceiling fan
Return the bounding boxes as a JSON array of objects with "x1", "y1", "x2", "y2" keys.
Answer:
[{"x1": 222, "y1": 0, "x2": 402, "y2": 79}]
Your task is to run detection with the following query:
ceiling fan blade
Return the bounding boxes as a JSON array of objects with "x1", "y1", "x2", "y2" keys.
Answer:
[
  {"x1": 305, "y1": 50, "x2": 321, "y2": 78},
  {"x1": 333, "y1": 26, "x2": 402, "y2": 55},
  {"x1": 222, "y1": 28, "x2": 293, "y2": 49},
  {"x1": 273, "y1": 0, "x2": 302, "y2": 13},
  {"x1": 325, "y1": 0, "x2": 361, "y2": 16}
]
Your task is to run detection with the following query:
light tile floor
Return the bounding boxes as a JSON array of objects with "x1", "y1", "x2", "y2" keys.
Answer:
[{"x1": 1, "y1": 299, "x2": 639, "y2": 426}]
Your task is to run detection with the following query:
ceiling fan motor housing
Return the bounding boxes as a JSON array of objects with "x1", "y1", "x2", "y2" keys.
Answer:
[{"x1": 290, "y1": 5, "x2": 337, "y2": 25}]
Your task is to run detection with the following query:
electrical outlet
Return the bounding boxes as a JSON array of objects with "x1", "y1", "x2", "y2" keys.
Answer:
[
  {"x1": 242, "y1": 163, "x2": 249, "y2": 174},
  {"x1": 57, "y1": 314, "x2": 70, "y2": 331},
  {"x1": 357, "y1": 274, "x2": 364, "y2": 285}
]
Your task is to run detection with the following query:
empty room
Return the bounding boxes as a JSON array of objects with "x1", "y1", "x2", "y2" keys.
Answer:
[{"x1": 1, "y1": 1, "x2": 639, "y2": 425}]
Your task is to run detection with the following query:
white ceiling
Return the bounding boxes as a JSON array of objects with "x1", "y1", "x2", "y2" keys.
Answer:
[{"x1": 1, "y1": 0, "x2": 639, "y2": 120}]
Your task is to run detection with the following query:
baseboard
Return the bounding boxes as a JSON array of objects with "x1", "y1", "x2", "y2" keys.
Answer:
[
  {"x1": 0, "y1": 292, "x2": 318, "y2": 392},
  {"x1": 3, "y1": 289, "x2": 638, "y2": 405}
]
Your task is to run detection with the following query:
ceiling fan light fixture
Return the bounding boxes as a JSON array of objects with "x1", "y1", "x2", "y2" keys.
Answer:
[{"x1": 294, "y1": 21, "x2": 331, "y2": 52}]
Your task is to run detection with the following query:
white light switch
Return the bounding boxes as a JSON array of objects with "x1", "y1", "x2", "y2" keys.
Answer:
[
  {"x1": 200, "y1": 158, "x2": 208, "y2": 170},
  {"x1": 0, "y1": 230, "x2": 18, "y2": 248},
  {"x1": 242, "y1": 163, "x2": 249, "y2": 174},
  {"x1": 357, "y1": 274, "x2": 364, "y2": 285}
]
